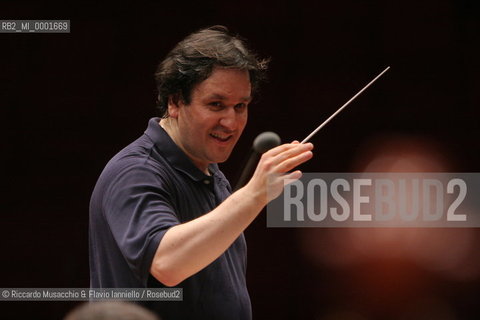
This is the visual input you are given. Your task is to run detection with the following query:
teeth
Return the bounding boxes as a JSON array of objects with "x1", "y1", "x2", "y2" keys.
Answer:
[{"x1": 210, "y1": 133, "x2": 230, "y2": 141}]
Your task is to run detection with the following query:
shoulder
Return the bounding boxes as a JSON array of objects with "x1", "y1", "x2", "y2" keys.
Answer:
[
  {"x1": 109, "y1": 134, "x2": 170, "y2": 174},
  {"x1": 94, "y1": 135, "x2": 176, "y2": 197}
]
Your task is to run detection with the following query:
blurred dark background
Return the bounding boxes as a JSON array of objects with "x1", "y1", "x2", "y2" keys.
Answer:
[{"x1": 1, "y1": 1, "x2": 479, "y2": 319}]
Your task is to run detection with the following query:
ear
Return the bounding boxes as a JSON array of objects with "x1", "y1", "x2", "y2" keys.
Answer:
[{"x1": 167, "y1": 94, "x2": 183, "y2": 119}]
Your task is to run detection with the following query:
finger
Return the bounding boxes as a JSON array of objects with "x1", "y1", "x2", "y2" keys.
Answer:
[
  {"x1": 265, "y1": 142, "x2": 302, "y2": 157},
  {"x1": 274, "y1": 149, "x2": 313, "y2": 173},
  {"x1": 273, "y1": 143, "x2": 313, "y2": 164},
  {"x1": 269, "y1": 171, "x2": 302, "y2": 191},
  {"x1": 282, "y1": 170, "x2": 303, "y2": 183}
]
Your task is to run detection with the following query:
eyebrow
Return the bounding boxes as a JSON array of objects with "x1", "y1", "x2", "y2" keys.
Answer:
[{"x1": 206, "y1": 93, "x2": 252, "y2": 102}]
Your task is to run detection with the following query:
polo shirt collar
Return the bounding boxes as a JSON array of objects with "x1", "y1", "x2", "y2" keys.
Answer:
[{"x1": 145, "y1": 117, "x2": 218, "y2": 182}]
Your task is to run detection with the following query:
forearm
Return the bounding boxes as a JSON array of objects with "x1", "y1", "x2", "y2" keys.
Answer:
[
  {"x1": 150, "y1": 141, "x2": 313, "y2": 286},
  {"x1": 150, "y1": 183, "x2": 265, "y2": 286}
]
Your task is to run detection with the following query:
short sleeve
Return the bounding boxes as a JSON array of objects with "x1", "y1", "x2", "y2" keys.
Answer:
[{"x1": 102, "y1": 164, "x2": 179, "y2": 284}]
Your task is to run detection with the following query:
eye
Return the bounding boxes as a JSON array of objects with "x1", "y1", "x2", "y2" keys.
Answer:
[
  {"x1": 208, "y1": 102, "x2": 224, "y2": 110},
  {"x1": 234, "y1": 103, "x2": 247, "y2": 112}
]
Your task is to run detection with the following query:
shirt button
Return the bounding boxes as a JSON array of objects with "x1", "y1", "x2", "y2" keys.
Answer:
[{"x1": 203, "y1": 180, "x2": 211, "y2": 185}]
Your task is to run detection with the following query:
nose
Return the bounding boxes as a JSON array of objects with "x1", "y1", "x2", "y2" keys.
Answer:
[{"x1": 219, "y1": 108, "x2": 239, "y2": 131}]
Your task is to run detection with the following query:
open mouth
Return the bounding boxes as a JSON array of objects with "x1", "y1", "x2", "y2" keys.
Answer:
[{"x1": 210, "y1": 133, "x2": 233, "y2": 142}]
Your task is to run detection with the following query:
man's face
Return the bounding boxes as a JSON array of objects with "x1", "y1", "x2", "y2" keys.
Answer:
[{"x1": 168, "y1": 67, "x2": 252, "y2": 172}]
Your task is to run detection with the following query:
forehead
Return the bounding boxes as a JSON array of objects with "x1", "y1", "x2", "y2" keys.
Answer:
[{"x1": 192, "y1": 68, "x2": 252, "y2": 100}]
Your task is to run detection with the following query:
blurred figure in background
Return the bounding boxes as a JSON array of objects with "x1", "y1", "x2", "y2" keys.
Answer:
[
  {"x1": 298, "y1": 134, "x2": 479, "y2": 319},
  {"x1": 64, "y1": 301, "x2": 159, "y2": 320}
]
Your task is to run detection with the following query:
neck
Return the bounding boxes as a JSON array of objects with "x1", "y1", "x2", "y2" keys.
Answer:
[{"x1": 159, "y1": 118, "x2": 210, "y2": 175}]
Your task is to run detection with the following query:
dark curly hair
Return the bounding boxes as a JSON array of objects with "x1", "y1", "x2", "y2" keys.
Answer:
[{"x1": 154, "y1": 25, "x2": 269, "y2": 117}]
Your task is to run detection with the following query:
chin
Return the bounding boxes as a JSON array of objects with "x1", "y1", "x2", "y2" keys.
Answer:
[
  {"x1": 214, "y1": 157, "x2": 229, "y2": 164},
  {"x1": 212, "y1": 153, "x2": 231, "y2": 164}
]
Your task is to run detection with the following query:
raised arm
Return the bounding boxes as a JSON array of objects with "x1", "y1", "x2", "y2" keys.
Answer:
[{"x1": 150, "y1": 141, "x2": 313, "y2": 286}]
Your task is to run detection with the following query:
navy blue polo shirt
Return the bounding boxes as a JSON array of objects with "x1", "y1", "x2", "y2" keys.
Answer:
[{"x1": 89, "y1": 118, "x2": 251, "y2": 320}]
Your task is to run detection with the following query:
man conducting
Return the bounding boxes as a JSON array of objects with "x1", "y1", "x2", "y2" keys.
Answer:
[{"x1": 89, "y1": 26, "x2": 314, "y2": 320}]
